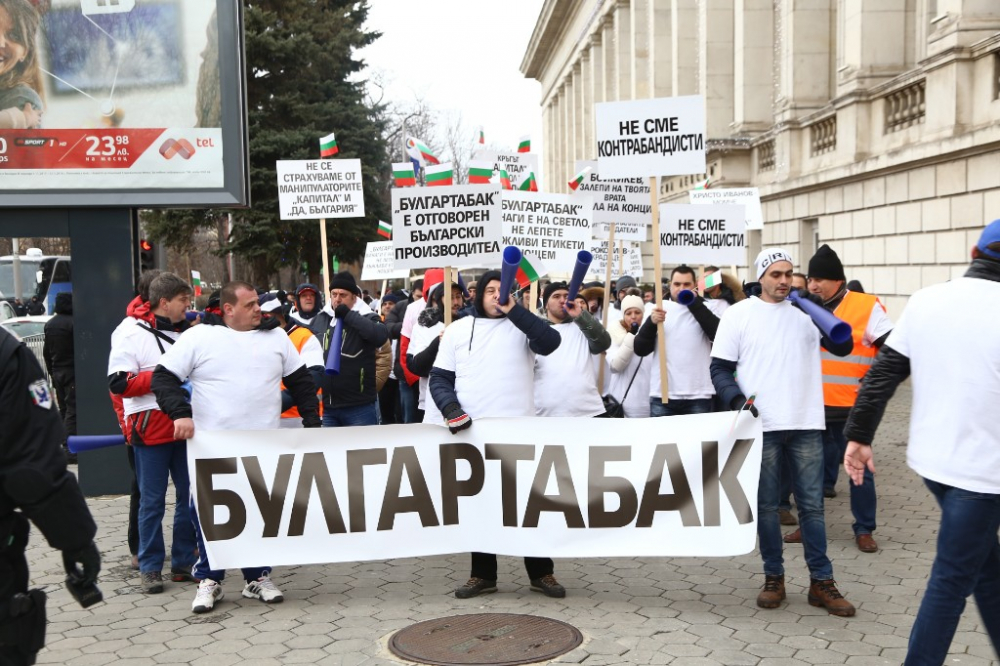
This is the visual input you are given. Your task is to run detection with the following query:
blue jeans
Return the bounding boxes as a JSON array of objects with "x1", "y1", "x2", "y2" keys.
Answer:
[
  {"x1": 649, "y1": 397, "x2": 713, "y2": 417},
  {"x1": 323, "y1": 402, "x2": 378, "y2": 427},
  {"x1": 823, "y1": 420, "x2": 877, "y2": 535},
  {"x1": 399, "y1": 381, "x2": 419, "y2": 424},
  {"x1": 758, "y1": 430, "x2": 833, "y2": 580},
  {"x1": 779, "y1": 451, "x2": 793, "y2": 512},
  {"x1": 905, "y1": 479, "x2": 1000, "y2": 666},
  {"x1": 133, "y1": 441, "x2": 196, "y2": 574},
  {"x1": 189, "y1": 498, "x2": 270, "y2": 583}
]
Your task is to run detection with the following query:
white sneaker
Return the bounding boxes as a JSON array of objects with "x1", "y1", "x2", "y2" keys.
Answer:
[
  {"x1": 242, "y1": 575, "x2": 284, "y2": 603},
  {"x1": 192, "y1": 579, "x2": 224, "y2": 614}
]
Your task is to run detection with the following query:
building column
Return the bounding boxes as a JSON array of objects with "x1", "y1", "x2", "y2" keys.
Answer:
[
  {"x1": 581, "y1": 50, "x2": 594, "y2": 159},
  {"x1": 614, "y1": 0, "x2": 632, "y2": 100},
  {"x1": 562, "y1": 84, "x2": 572, "y2": 188},
  {"x1": 836, "y1": 0, "x2": 907, "y2": 96},
  {"x1": 573, "y1": 62, "x2": 585, "y2": 162},
  {"x1": 602, "y1": 18, "x2": 617, "y2": 102},
  {"x1": 733, "y1": 0, "x2": 773, "y2": 133},
  {"x1": 630, "y1": 0, "x2": 650, "y2": 99},
  {"x1": 699, "y1": 0, "x2": 735, "y2": 138},
  {"x1": 590, "y1": 34, "x2": 606, "y2": 108},
  {"x1": 672, "y1": 0, "x2": 698, "y2": 96},
  {"x1": 649, "y1": 0, "x2": 673, "y2": 98}
]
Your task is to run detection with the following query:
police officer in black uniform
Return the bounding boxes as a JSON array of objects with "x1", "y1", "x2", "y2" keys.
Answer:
[{"x1": 0, "y1": 326, "x2": 101, "y2": 666}]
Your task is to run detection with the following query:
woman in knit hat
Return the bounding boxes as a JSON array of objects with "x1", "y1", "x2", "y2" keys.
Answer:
[{"x1": 603, "y1": 294, "x2": 651, "y2": 418}]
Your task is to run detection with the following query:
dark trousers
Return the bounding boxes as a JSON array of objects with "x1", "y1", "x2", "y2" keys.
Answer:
[
  {"x1": 127, "y1": 445, "x2": 140, "y2": 557},
  {"x1": 0, "y1": 514, "x2": 41, "y2": 666},
  {"x1": 378, "y1": 378, "x2": 399, "y2": 424},
  {"x1": 51, "y1": 370, "x2": 76, "y2": 437},
  {"x1": 470, "y1": 552, "x2": 554, "y2": 582}
]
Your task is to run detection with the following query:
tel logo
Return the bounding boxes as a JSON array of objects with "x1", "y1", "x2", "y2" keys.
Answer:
[
  {"x1": 159, "y1": 138, "x2": 196, "y2": 160},
  {"x1": 81, "y1": 0, "x2": 136, "y2": 16}
]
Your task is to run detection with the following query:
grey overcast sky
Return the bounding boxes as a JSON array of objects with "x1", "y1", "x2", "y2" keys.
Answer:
[{"x1": 360, "y1": 1, "x2": 546, "y2": 172}]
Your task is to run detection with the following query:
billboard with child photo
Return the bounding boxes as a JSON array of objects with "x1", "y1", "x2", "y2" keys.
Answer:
[{"x1": 0, "y1": 0, "x2": 248, "y2": 207}]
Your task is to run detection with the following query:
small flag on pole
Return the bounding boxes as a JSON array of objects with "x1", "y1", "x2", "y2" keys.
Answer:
[
  {"x1": 700, "y1": 271, "x2": 724, "y2": 291},
  {"x1": 377, "y1": 221, "x2": 392, "y2": 239},
  {"x1": 568, "y1": 166, "x2": 592, "y2": 191},
  {"x1": 518, "y1": 172, "x2": 538, "y2": 192},
  {"x1": 405, "y1": 136, "x2": 440, "y2": 165},
  {"x1": 495, "y1": 168, "x2": 512, "y2": 190},
  {"x1": 468, "y1": 160, "x2": 493, "y2": 185},
  {"x1": 425, "y1": 163, "x2": 454, "y2": 187},
  {"x1": 517, "y1": 135, "x2": 531, "y2": 153},
  {"x1": 320, "y1": 132, "x2": 339, "y2": 158},
  {"x1": 191, "y1": 270, "x2": 202, "y2": 297},
  {"x1": 515, "y1": 252, "x2": 547, "y2": 289},
  {"x1": 392, "y1": 162, "x2": 416, "y2": 187},
  {"x1": 692, "y1": 177, "x2": 712, "y2": 190},
  {"x1": 478, "y1": 127, "x2": 485, "y2": 146}
]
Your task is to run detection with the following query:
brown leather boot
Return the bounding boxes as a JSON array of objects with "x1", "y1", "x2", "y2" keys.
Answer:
[
  {"x1": 783, "y1": 528, "x2": 802, "y2": 543},
  {"x1": 756, "y1": 575, "x2": 785, "y2": 609},
  {"x1": 808, "y1": 579, "x2": 856, "y2": 616}
]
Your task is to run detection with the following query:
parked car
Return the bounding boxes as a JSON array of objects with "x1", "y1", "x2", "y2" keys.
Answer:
[
  {"x1": 0, "y1": 314, "x2": 52, "y2": 340},
  {"x1": 0, "y1": 300, "x2": 14, "y2": 321}
]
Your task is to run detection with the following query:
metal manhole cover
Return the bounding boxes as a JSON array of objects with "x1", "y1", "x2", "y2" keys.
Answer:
[{"x1": 389, "y1": 613, "x2": 582, "y2": 666}]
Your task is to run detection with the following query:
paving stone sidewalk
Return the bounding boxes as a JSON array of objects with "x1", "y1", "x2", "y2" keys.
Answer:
[{"x1": 29, "y1": 385, "x2": 999, "y2": 665}]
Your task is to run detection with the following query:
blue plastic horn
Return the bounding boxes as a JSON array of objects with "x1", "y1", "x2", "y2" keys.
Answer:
[
  {"x1": 498, "y1": 246, "x2": 522, "y2": 306},
  {"x1": 787, "y1": 291, "x2": 852, "y2": 345},
  {"x1": 325, "y1": 318, "x2": 344, "y2": 375},
  {"x1": 566, "y1": 250, "x2": 594, "y2": 302},
  {"x1": 68, "y1": 435, "x2": 126, "y2": 454},
  {"x1": 676, "y1": 289, "x2": 696, "y2": 306}
]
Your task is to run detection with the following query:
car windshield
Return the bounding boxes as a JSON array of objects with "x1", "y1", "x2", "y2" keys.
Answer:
[
  {"x1": 1, "y1": 321, "x2": 46, "y2": 337},
  {"x1": 0, "y1": 261, "x2": 41, "y2": 301}
]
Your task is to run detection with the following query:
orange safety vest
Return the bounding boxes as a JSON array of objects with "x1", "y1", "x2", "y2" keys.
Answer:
[
  {"x1": 282, "y1": 325, "x2": 322, "y2": 419},
  {"x1": 820, "y1": 291, "x2": 885, "y2": 407}
]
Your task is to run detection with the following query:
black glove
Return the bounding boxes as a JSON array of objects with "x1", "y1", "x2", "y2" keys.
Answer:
[
  {"x1": 729, "y1": 394, "x2": 759, "y2": 418},
  {"x1": 630, "y1": 322, "x2": 639, "y2": 335},
  {"x1": 303, "y1": 415, "x2": 321, "y2": 428},
  {"x1": 442, "y1": 402, "x2": 472, "y2": 435},
  {"x1": 793, "y1": 288, "x2": 823, "y2": 307},
  {"x1": 334, "y1": 304, "x2": 351, "y2": 319},
  {"x1": 62, "y1": 541, "x2": 101, "y2": 587}
]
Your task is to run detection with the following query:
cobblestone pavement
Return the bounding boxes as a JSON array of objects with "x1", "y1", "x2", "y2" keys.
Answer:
[{"x1": 28, "y1": 385, "x2": 999, "y2": 665}]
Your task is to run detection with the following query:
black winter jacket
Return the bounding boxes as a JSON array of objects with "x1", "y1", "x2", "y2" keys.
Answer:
[
  {"x1": 43, "y1": 293, "x2": 74, "y2": 375},
  {"x1": 311, "y1": 306, "x2": 389, "y2": 408}
]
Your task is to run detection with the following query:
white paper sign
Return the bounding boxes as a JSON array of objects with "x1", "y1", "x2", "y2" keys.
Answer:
[
  {"x1": 660, "y1": 204, "x2": 747, "y2": 266},
  {"x1": 572, "y1": 160, "x2": 651, "y2": 241},
  {"x1": 587, "y1": 241, "x2": 645, "y2": 281},
  {"x1": 391, "y1": 184, "x2": 503, "y2": 270},
  {"x1": 595, "y1": 96, "x2": 706, "y2": 178},
  {"x1": 189, "y1": 413, "x2": 762, "y2": 569},
  {"x1": 360, "y1": 242, "x2": 409, "y2": 281},
  {"x1": 690, "y1": 187, "x2": 763, "y2": 231},
  {"x1": 501, "y1": 192, "x2": 593, "y2": 273},
  {"x1": 472, "y1": 150, "x2": 540, "y2": 187},
  {"x1": 277, "y1": 159, "x2": 365, "y2": 221}
]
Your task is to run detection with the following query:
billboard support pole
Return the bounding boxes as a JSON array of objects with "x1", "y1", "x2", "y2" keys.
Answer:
[{"x1": 320, "y1": 219, "x2": 331, "y2": 295}]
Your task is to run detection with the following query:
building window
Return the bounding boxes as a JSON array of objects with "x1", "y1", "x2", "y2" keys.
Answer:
[
  {"x1": 758, "y1": 140, "x2": 776, "y2": 171},
  {"x1": 884, "y1": 80, "x2": 926, "y2": 133},
  {"x1": 810, "y1": 116, "x2": 837, "y2": 155},
  {"x1": 801, "y1": 218, "x2": 819, "y2": 261},
  {"x1": 994, "y1": 52, "x2": 1000, "y2": 100}
]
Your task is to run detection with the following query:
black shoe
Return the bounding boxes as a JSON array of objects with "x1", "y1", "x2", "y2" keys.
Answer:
[
  {"x1": 141, "y1": 571, "x2": 164, "y2": 594},
  {"x1": 530, "y1": 575, "x2": 566, "y2": 598},
  {"x1": 454, "y1": 577, "x2": 497, "y2": 599},
  {"x1": 171, "y1": 567, "x2": 199, "y2": 583},
  {"x1": 823, "y1": 487, "x2": 837, "y2": 498}
]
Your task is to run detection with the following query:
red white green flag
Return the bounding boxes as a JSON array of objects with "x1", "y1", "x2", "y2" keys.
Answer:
[
  {"x1": 377, "y1": 220, "x2": 392, "y2": 239},
  {"x1": 320, "y1": 132, "x2": 339, "y2": 158},
  {"x1": 692, "y1": 177, "x2": 712, "y2": 190},
  {"x1": 495, "y1": 168, "x2": 512, "y2": 190},
  {"x1": 468, "y1": 160, "x2": 493, "y2": 185},
  {"x1": 517, "y1": 135, "x2": 531, "y2": 153},
  {"x1": 405, "y1": 136, "x2": 439, "y2": 165},
  {"x1": 518, "y1": 172, "x2": 538, "y2": 192},
  {"x1": 392, "y1": 162, "x2": 416, "y2": 187},
  {"x1": 568, "y1": 166, "x2": 592, "y2": 191},
  {"x1": 700, "y1": 271, "x2": 724, "y2": 291},
  {"x1": 191, "y1": 270, "x2": 202, "y2": 297},
  {"x1": 515, "y1": 252, "x2": 547, "y2": 289},
  {"x1": 425, "y1": 163, "x2": 454, "y2": 187},
  {"x1": 478, "y1": 127, "x2": 485, "y2": 146}
]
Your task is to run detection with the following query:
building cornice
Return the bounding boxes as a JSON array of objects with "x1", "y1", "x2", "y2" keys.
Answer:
[{"x1": 521, "y1": 0, "x2": 577, "y2": 80}]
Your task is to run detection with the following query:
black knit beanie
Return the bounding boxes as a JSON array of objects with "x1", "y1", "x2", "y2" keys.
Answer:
[
  {"x1": 807, "y1": 244, "x2": 845, "y2": 281},
  {"x1": 542, "y1": 281, "x2": 569, "y2": 306}
]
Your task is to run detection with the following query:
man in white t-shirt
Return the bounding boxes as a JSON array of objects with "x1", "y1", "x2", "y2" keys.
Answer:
[
  {"x1": 152, "y1": 281, "x2": 320, "y2": 615},
  {"x1": 429, "y1": 270, "x2": 565, "y2": 600},
  {"x1": 534, "y1": 281, "x2": 610, "y2": 417},
  {"x1": 844, "y1": 221, "x2": 1000, "y2": 664},
  {"x1": 710, "y1": 248, "x2": 856, "y2": 617},
  {"x1": 635, "y1": 266, "x2": 729, "y2": 415}
]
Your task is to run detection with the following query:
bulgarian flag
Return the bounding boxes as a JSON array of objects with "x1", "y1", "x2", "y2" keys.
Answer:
[
  {"x1": 517, "y1": 135, "x2": 531, "y2": 153},
  {"x1": 495, "y1": 168, "x2": 513, "y2": 190},
  {"x1": 568, "y1": 166, "x2": 592, "y2": 191},
  {"x1": 191, "y1": 270, "x2": 202, "y2": 297},
  {"x1": 320, "y1": 132, "x2": 338, "y2": 158},
  {"x1": 693, "y1": 177, "x2": 712, "y2": 190},
  {"x1": 392, "y1": 162, "x2": 416, "y2": 187},
  {"x1": 515, "y1": 252, "x2": 547, "y2": 289},
  {"x1": 468, "y1": 160, "x2": 493, "y2": 185},
  {"x1": 425, "y1": 163, "x2": 453, "y2": 187},
  {"x1": 405, "y1": 136, "x2": 439, "y2": 165},
  {"x1": 700, "y1": 271, "x2": 724, "y2": 291},
  {"x1": 478, "y1": 127, "x2": 485, "y2": 146},
  {"x1": 518, "y1": 171, "x2": 538, "y2": 192},
  {"x1": 377, "y1": 220, "x2": 392, "y2": 239}
]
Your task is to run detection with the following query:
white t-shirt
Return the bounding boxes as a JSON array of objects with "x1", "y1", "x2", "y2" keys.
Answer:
[
  {"x1": 711, "y1": 297, "x2": 825, "y2": 432},
  {"x1": 842, "y1": 293, "x2": 894, "y2": 346},
  {"x1": 433, "y1": 315, "x2": 536, "y2": 418},
  {"x1": 401, "y1": 296, "x2": 428, "y2": 339},
  {"x1": 158, "y1": 324, "x2": 304, "y2": 431},
  {"x1": 297, "y1": 332, "x2": 324, "y2": 368},
  {"x1": 111, "y1": 315, "x2": 140, "y2": 347},
  {"x1": 534, "y1": 321, "x2": 606, "y2": 417},
  {"x1": 605, "y1": 330, "x2": 651, "y2": 419},
  {"x1": 107, "y1": 322, "x2": 181, "y2": 417},
  {"x1": 409, "y1": 321, "x2": 444, "y2": 410},
  {"x1": 645, "y1": 299, "x2": 729, "y2": 400},
  {"x1": 885, "y1": 276, "x2": 1000, "y2": 493}
]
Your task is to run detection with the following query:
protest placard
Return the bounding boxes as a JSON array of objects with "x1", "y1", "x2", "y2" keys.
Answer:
[
  {"x1": 572, "y1": 160, "x2": 651, "y2": 241},
  {"x1": 277, "y1": 159, "x2": 365, "y2": 221},
  {"x1": 473, "y1": 150, "x2": 540, "y2": 188},
  {"x1": 595, "y1": 96, "x2": 706, "y2": 178},
  {"x1": 690, "y1": 187, "x2": 763, "y2": 230},
  {"x1": 391, "y1": 184, "x2": 503, "y2": 270},
  {"x1": 501, "y1": 192, "x2": 593, "y2": 273},
  {"x1": 660, "y1": 204, "x2": 747, "y2": 266},
  {"x1": 360, "y1": 241, "x2": 409, "y2": 281},
  {"x1": 587, "y1": 240, "x2": 645, "y2": 281}
]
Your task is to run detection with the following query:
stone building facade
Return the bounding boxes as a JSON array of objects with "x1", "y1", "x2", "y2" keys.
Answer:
[{"x1": 521, "y1": 0, "x2": 1000, "y2": 314}]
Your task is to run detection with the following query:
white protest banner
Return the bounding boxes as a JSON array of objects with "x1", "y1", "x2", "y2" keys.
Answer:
[
  {"x1": 587, "y1": 241, "x2": 645, "y2": 281},
  {"x1": 595, "y1": 96, "x2": 706, "y2": 178},
  {"x1": 391, "y1": 184, "x2": 502, "y2": 270},
  {"x1": 188, "y1": 413, "x2": 762, "y2": 569},
  {"x1": 276, "y1": 159, "x2": 365, "y2": 221},
  {"x1": 572, "y1": 160, "x2": 651, "y2": 241},
  {"x1": 501, "y1": 192, "x2": 593, "y2": 273},
  {"x1": 660, "y1": 204, "x2": 747, "y2": 266},
  {"x1": 473, "y1": 150, "x2": 540, "y2": 188},
  {"x1": 360, "y1": 241, "x2": 409, "y2": 281},
  {"x1": 690, "y1": 187, "x2": 764, "y2": 231}
]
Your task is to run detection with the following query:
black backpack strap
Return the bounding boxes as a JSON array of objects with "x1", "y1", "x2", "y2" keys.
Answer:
[{"x1": 136, "y1": 322, "x2": 176, "y2": 355}]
